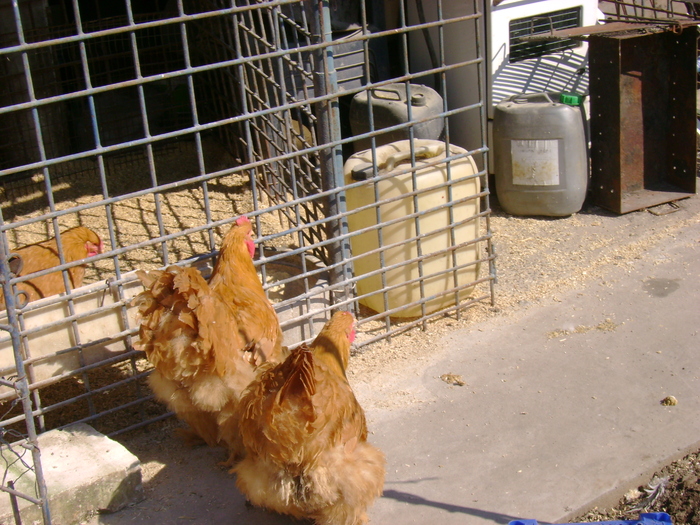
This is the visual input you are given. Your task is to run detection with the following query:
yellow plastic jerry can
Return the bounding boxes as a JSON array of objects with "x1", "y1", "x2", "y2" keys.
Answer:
[{"x1": 344, "y1": 139, "x2": 481, "y2": 317}]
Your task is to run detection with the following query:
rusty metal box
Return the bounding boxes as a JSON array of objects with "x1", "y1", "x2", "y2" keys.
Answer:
[{"x1": 588, "y1": 27, "x2": 697, "y2": 214}]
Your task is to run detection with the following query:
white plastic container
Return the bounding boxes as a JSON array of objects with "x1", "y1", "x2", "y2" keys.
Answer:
[
  {"x1": 493, "y1": 92, "x2": 588, "y2": 216},
  {"x1": 349, "y1": 83, "x2": 444, "y2": 152},
  {"x1": 344, "y1": 139, "x2": 480, "y2": 317}
]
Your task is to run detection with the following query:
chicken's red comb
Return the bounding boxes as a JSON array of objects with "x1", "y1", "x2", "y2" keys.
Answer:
[{"x1": 236, "y1": 216, "x2": 250, "y2": 226}]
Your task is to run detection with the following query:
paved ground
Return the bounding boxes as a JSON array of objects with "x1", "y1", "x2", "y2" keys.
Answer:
[
  {"x1": 88, "y1": 202, "x2": 700, "y2": 525},
  {"x1": 366, "y1": 213, "x2": 700, "y2": 525}
]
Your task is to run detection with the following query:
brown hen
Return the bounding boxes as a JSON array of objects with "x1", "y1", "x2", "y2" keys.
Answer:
[
  {"x1": 1, "y1": 226, "x2": 103, "y2": 309},
  {"x1": 209, "y1": 215, "x2": 284, "y2": 364},
  {"x1": 234, "y1": 311, "x2": 386, "y2": 525},
  {"x1": 134, "y1": 216, "x2": 286, "y2": 461},
  {"x1": 134, "y1": 265, "x2": 256, "y2": 453}
]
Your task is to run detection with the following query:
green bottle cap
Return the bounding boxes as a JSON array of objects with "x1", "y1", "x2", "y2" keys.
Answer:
[{"x1": 560, "y1": 92, "x2": 583, "y2": 106}]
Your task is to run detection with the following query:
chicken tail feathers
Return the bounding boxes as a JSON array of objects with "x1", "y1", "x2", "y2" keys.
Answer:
[
  {"x1": 136, "y1": 269, "x2": 158, "y2": 289},
  {"x1": 277, "y1": 347, "x2": 316, "y2": 407},
  {"x1": 134, "y1": 266, "x2": 218, "y2": 373}
]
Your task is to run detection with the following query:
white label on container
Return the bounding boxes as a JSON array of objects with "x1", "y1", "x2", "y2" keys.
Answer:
[{"x1": 510, "y1": 139, "x2": 560, "y2": 186}]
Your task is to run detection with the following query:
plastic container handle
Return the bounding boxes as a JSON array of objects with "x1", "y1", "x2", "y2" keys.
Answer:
[
  {"x1": 350, "y1": 144, "x2": 444, "y2": 180},
  {"x1": 511, "y1": 93, "x2": 555, "y2": 104},
  {"x1": 371, "y1": 87, "x2": 403, "y2": 101},
  {"x1": 383, "y1": 144, "x2": 443, "y2": 171}
]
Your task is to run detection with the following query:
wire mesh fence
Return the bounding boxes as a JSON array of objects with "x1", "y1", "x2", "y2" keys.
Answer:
[{"x1": 0, "y1": 0, "x2": 495, "y2": 522}]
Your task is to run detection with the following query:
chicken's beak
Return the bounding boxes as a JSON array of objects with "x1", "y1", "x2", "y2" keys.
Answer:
[{"x1": 87, "y1": 240, "x2": 103, "y2": 257}]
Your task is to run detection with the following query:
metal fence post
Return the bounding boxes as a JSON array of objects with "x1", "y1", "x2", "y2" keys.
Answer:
[
  {"x1": 306, "y1": 0, "x2": 355, "y2": 308},
  {"x1": 0, "y1": 233, "x2": 52, "y2": 524}
]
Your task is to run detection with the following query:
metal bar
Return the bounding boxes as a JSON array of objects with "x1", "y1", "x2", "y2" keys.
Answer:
[
  {"x1": 0, "y1": 17, "x2": 482, "y2": 126},
  {"x1": 0, "y1": 1, "x2": 299, "y2": 56},
  {"x1": 355, "y1": 277, "x2": 493, "y2": 324},
  {"x1": 0, "y1": 237, "x2": 51, "y2": 523},
  {"x1": 308, "y1": 0, "x2": 353, "y2": 305},
  {"x1": 600, "y1": 0, "x2": 699, "y2": 20},
  {"x1": 436, "y1": 0, "x2": 463, "y2": 320},
  {"x1": 0, "y1": 5, "x2": 478, "y2": 60},
  {"x1": 2, "y1": 160, "x2": 483, "y2": 304},
  {"x1": 516, "y1": 19, "x2": 698, "y2": 41},
  {"x1": 0, "y1": 328, "x2": 136, "y2": 373},
  {"x1": 255, "y1": 191, "x2": 490, "y2": 266},
  {"x1": 30, "y1": 369, "x2": 152, "y2": 419},
  {"x1": 353, "y1": 291, "x2": 493, "y2": 349},
  {"x1": 272, "y1": 5, "x2": 319, "y2": 338},
  {"x1": 0, "y1": 61, "x2": 484, "y2": 182},
  {"x1": 341, "y1": 233, "x2": 492, "y2": 289},
  {"x1": 3, "y1": 479, "x2": 40, "y2": 507},
  {"x1": 0, "y1": 348, "x2": 144, "y2": 402},
  {"x1": 1, "y1": 384, "x2": 155, "y2": 429},
  {"x1": 472, "y1": 0, "x2": 497, "y2": 307},
  {"x1": 107, "y1": 411, "x2": 174, "y2": 438},
  {"x1": 53, "y1": 394, "x2": 156, "y2": 431}
]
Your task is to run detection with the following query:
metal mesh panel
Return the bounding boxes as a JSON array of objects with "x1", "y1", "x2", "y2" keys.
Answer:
[{"x1": 0, "y1": 1, "x2": 494, "y2": 522}]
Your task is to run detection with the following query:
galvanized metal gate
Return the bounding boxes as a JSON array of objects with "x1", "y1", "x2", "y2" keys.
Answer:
[{"x1": 0, "y1": 0, "x2": 500, "y2": 522}]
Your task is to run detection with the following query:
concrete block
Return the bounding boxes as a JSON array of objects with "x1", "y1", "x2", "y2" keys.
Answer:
[{"x1": 0, "y1": 423, "x2": 144, "y2": 524}]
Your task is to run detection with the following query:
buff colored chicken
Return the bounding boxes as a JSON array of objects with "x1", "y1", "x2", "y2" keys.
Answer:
[
  {"x1": 135, "y1": 265, "x2": 256, "y2": 452},
  {"x1": 134, "y1": 216, "x2": 286, "y2": 461},
  {"x1": 234, "y1": 311, "x2": 386, "y2": 525},
  {"x1": 1, "y1": 226, "x2": 103, "y2": 309},
  {"x1": 208, "y1": 215, "x2": 284, "y2": 365}
]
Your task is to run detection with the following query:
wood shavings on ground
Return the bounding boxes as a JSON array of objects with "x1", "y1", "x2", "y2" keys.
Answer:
[{"x1": 439, "y1": 373, "x2": 466, "y2": 386}]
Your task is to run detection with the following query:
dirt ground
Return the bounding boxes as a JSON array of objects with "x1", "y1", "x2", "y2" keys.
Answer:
[{"x1": 576, "y1": 449, "x2": 700, "y2": 524}]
